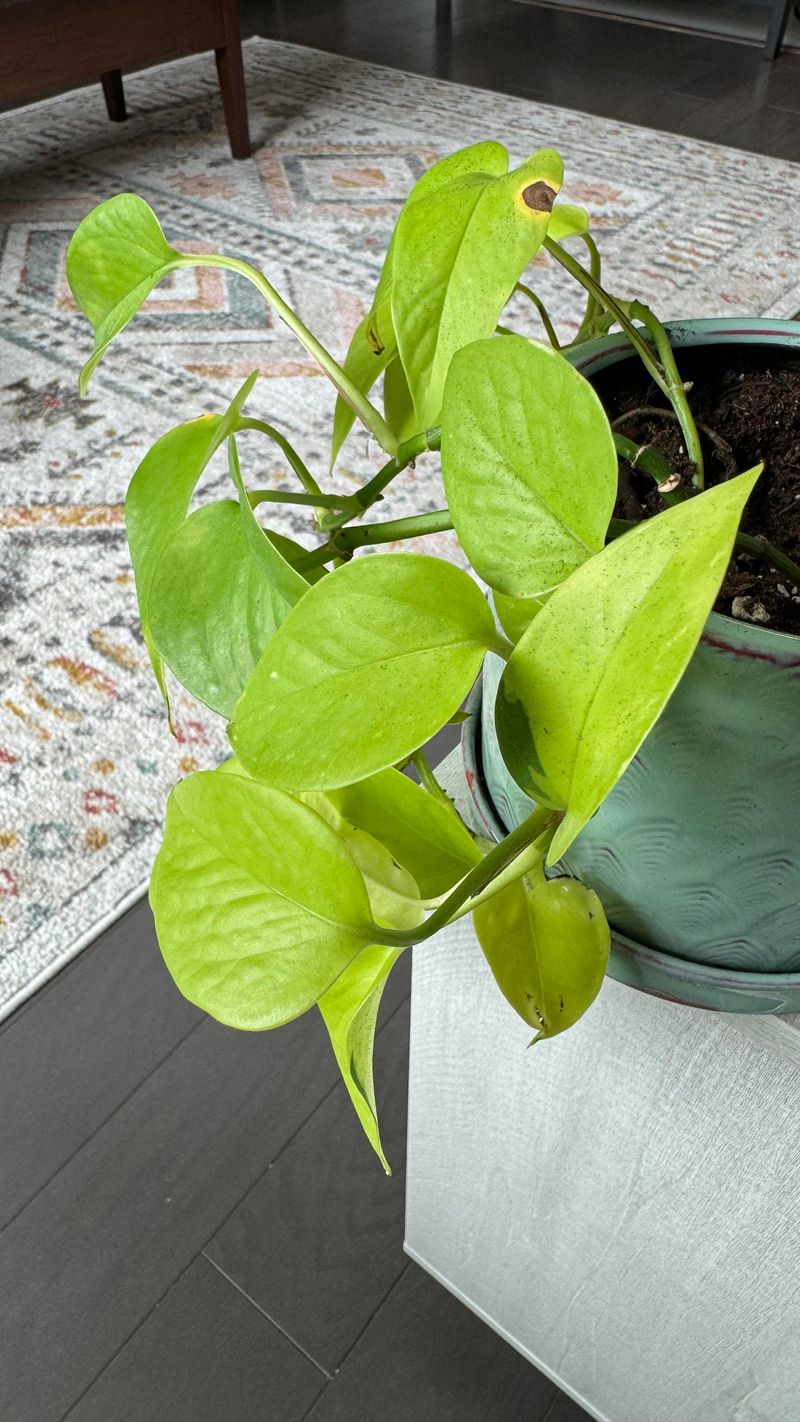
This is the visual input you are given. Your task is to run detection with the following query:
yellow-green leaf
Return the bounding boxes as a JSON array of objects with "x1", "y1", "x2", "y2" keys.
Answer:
[
  {"x1": 150, "y1": 769, "x2": 376, "y2": 1029},
  {"x1": 474, "y1": 862, "x2": 609, "y2": 1039},
  {"x1": 318, "y1": 946, "x2": 402, "y2": 1172},
  {"x1": 323, "y1": 767, "x2": 481, "y2": 899},
  {"x1": 67, "y1": 193, "x2": 182, "y2": 392},
  {"x1": 126, "y1": 374, "x2": 258, "y2": 711},
  {"x1": 331, "y1": 142, "x2": 510, "y2": 463},
  {"x1": 393, "y1": 149, "x2": 564, "y2": 428},
  {"x1": 442, "y1": 336, "x2": 617, "y2": 598},
  {"x1": 230, "y1": 553, "x2": 499, "y2": 790},
  {"x1": 496, "y1": 467, "x2": 762, "y2": 862}
]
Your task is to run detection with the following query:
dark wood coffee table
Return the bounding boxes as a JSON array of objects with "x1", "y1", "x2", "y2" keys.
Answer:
[{"x1": 0, "y1": 0, "x2": 250, "y2": 158}]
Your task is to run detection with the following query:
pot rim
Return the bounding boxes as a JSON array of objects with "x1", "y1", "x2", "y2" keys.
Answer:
[{"x1": 570, "y1": 315, "x2": 800, "y2": 650}]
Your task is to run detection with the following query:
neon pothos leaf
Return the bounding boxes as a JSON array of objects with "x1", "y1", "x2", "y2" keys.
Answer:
[
  {"x1": 68, "y1": 195, "x2": 395, "y2": 451},
  {"x1": 148, "y1": 496, "x2": 306, "y2": 718},
  {"x1": 215, "y1": 758, "x2": 471, "y2": 1168},
  {"x1": 230, "y1": 553, "x2": 500, "y2": 790},
  {"x1": 366, "y1": 142, "x2": 508, "y2": 361},
  {"x1": 393, "y1": 148, "x2": 564, "y2": 429},
  {"x1": 221, "y1": 758, "x2": 478, "y2": 909},
  {"x1": 226, "y1": 435, "x2": 309, "y2": 607},
  {"x1": 150, "y1": 768, "x2": 376, "y2": 1029},
  {"x1": 323, "y1": 767, "x2": 481, "y2": 899},
  {"x1": 301, "y1": 790, "x2": 424, "y2": 931},
  {"x1": 318, "y1": 945, "x2": 402, "y2": 1172},
  {"x1": 330, "y1": 314, "x2": 395, "y2": 470},
  {"x1": 474, "y1": 861, "x2": 609, "y2": 1040},
  {"x1": 382, "y1": 358, "x2": 417, "y2": 446},
  {"x1": 496, "y1": 466, "x2": 761, "y2": 863},
  {"x1": 67, "y1": 193, "x2": 183, "y2": 392},
  {"x1": 442, "y1": 336, "x2": 617, "y2": 598},
  {"x1": 331, "y1": 142, "x2": 509, "y2": 464},
  {"x1": 126, "y1": 374, "x2": 257, "y2": 712},
  {"x1": 494, "y1": 590, "x2": 548, "y2": 644},
  {"x1": 547, "y1": 202, "x2": 589, "y2": 242}
]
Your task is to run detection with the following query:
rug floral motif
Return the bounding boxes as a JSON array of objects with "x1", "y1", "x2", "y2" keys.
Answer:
[{"x1": 1, "y1": 37, "x2": 799, "y2": 1019}]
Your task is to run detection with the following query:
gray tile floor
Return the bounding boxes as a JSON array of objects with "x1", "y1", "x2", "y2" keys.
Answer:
[{"x1": 3, "y1": 5, "x2": 800, "y2": 1417}]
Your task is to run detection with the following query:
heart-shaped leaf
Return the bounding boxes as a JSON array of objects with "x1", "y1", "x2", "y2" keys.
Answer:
[
  {"x1": 230, "y1": 553, "x2": 499, "y2": 789},
  {"x1": 393, "y1": 149, "x2": 564, "y2": 429},
  {"x1": 126, "y1": 374, "x2": 257, "y2": 711},
  {"x1": 366, "y1": 142, "x2": 509, "y2": 361},
  {"x1": 69, "y1": 196, "x2": 395, "y2": 449},
  {"x1": 224, "y1": 756, "x2": 479, "y2": 903},
  {"x1": 150, "y1": 768, "x2": 376, "y2": 1029},
  {"x1": 442, "y1": 335, "x2": 617, "y2": 598},
  {"x1": 148, "y1": 498, "x2": 306, "y2": 718},
  {"x1": 67, "y1": 193, "x2": 182, "y2": 392},
  {"x1": 474, "y1": 861, "x2": 609, "y2": 1039},
  {"x1": 496, "y1": 466, "x2": 761, "y2": 862}
]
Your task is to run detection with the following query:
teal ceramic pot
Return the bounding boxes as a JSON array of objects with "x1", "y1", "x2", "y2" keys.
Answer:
[{"x1": 475, "y1": 318, "x2": 800, "y2": 996}]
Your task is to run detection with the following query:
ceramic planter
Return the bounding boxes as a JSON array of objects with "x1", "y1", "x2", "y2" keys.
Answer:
[{"x1": 466, "y1": 317, "x2": 800, "y2": 1011}]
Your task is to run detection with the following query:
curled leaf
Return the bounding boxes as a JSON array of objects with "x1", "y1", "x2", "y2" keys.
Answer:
[{"x1": 474, "y1": 861, "x2": 610, "y2": 1039}]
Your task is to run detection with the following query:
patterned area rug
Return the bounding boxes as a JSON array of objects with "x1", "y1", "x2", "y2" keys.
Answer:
[{"x1": 1, "y1": 38, "x2": 799, "y2": 1021}]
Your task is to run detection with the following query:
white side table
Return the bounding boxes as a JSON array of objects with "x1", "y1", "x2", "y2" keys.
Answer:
[{"x1": 404, "y1": 754, "x2": 800, "y2": 1422}]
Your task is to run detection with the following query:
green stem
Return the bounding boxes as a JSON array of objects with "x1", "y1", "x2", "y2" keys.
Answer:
[
  {"x1": 544, "y1": 238, "x2": 705, "y2": 490},
  {"x1": 625, "y1": 301, "x2": 704, "y2": 489},
  {"x1": 237, "y1": 417, "x2": 322, "y2": 498},
  {"x1": 294, "y1": 508, "x2": 454, "y2": 572},
  {"x1": 544, "y1": 237, "x2": 668, "y2": 395},
  {"x1": 248, "y1": 490, "x2": 353, "y2": 510},
  {"x1": 612, "y1": 434, "x2": 686, "y2": 505},
  {"x1": 735, "y1": 532, "x2": 800, "y2": 586},
  {"x1": 515, "y1": 283, "x2": 561, "y2": 349},
  {"x1": 573, "y1": 231, "x2": 603, "y2": 343},
  {"x1": 179, "y1": 254, "x2": 397, "y2": 455},
  {"x1": 341, "y1": 508, "x2": 453, "y2": 549},
  {"x1": 410, "y1": 749, "x2": 461, "y2": 815},
  {"x1": 321, "y1": 425, "x2": 442, "y2": 535},
  {"x1": 373, "y1": 805, "x2": 557, "y2": 948}
]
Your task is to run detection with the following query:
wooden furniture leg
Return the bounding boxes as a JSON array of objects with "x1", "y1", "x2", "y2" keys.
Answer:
[
  {"x1": 764, "y1": 0, "x2": 794, "y2": 58},
  {"x1": 215, "y1": 0, "x2": 251, "y2": 159},
  {"x1": 100, "y1": 68, "x2": 127, "y2": 121}
]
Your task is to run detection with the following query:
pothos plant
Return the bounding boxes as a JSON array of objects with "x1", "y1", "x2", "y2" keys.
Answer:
[{"x1": 66, "y1": 141, "x2": 772, "y2": 1171}]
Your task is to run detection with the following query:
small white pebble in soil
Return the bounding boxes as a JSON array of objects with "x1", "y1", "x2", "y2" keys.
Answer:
[
  {"x1": 732, "y1": 595, "x2": 771, "y2": 624},
  {"x1": 777, "y1": 584, "x2": 790, "y2": 599}
]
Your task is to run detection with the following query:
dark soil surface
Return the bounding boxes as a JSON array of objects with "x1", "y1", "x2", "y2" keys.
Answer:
[{"x1": 593, "y1": 346, "x2": 800, "y2": 636}]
